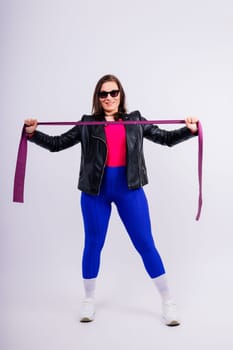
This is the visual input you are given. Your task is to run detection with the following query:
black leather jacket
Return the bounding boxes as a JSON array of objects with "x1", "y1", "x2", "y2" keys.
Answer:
[{"x1": 29, "y1": 110, "x2": 196, "y2": 195}]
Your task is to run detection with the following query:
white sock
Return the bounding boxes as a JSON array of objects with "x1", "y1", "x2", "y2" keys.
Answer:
[
  {"x1": 83, "y1": 278, "x2": 96, "y2": 299},
  {"x1": 152, "y1": 274, "x2": 172, "y2": 303}
]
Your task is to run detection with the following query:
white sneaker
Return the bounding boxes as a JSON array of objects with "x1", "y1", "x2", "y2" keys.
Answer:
[
  {"x1": 162, "y1": 300, "x2": 180, "y2": 326},
  {"x1": 79, "y1": 298, "x2": 95, "y2": 322}
]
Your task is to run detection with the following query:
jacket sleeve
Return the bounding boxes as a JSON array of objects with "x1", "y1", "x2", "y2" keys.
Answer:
[
  {"x1": 138, "y1": 113, "x2": 197, "y2": 147},
  {"x1": 28, "y1": 124, "x2": 82, "y2": 152}
]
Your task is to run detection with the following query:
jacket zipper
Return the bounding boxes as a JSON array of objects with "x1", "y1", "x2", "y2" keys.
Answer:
[
  {"x1": 92, "y1": 135, "x2": 108, "y2": 195},
  {"x1": 138, "y1": 149, "x2": 142, "y2": 187},
  {"x1": 137, "y1": 127, "x2": 143, "y2": 187}
]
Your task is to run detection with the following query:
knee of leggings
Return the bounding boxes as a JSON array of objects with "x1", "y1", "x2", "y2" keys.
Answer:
[
  {"x1": 84, "y1": 239, "x2": 104, "y2": 254},
  {"x1": 133, "y1": 240, "x2": 157, "y2": 256}
]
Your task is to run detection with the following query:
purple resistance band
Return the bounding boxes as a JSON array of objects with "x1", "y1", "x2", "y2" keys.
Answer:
[{"x1": 13, "y1": 119, "x2": 203, "y2": 220}]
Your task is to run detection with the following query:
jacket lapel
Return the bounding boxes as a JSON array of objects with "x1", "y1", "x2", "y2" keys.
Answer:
[{"x1": 91, "y1": 124, "x2": 106, "y2": 141}]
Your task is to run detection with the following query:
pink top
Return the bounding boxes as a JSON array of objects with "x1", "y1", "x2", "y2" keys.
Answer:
[{"x1": 104, "y1": 123, "x2": 126, "y2": 166}]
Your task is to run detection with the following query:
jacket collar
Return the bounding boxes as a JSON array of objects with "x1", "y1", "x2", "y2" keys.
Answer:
[{"x1": 90, "y1": 113, "x2": 129, "y2": 139}]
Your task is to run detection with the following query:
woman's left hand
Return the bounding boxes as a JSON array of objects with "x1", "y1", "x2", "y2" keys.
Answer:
[{"x1": 185, "y1": 117, "x2": 199, "y2": 134}]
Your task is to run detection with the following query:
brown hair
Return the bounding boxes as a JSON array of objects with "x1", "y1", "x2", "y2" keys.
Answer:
[{"x1": 92, "y1": 74, "x2": 127, "y2": 119}]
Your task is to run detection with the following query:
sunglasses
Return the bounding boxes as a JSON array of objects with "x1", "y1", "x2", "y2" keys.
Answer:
[{"x1": 98, "y1": 90, "x2": 120, "y2": 99}]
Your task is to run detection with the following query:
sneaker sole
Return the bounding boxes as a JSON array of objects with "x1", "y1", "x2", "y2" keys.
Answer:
[
  {"x1": 80, "y1": 315, "x2": 95, "y2": 323},
  {"x1": 79, "y1": 314, "x2": 95, "y2": 323},
  {"x1": 166, "y1": 320, "x2": 180, "y2": 327}
]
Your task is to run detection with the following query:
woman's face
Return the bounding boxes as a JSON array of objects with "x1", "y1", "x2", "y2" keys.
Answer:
[{"x1": 98, "y1": 81, "x2": 120, "y2": 115}]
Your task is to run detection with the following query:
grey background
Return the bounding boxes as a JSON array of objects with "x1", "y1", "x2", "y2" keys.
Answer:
[{"x1": 1, "y1": 0, "x2": 233, "y2": 349}]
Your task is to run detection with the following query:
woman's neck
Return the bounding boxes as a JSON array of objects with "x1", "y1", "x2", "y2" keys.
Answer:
[{"x1": 105, "y1": 115, "x2": 115, "y2": 121}]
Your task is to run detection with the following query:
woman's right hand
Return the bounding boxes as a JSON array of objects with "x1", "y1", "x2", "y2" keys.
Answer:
[{"x1": 24, "y1": 118, "x2": 38, "y2": 134}]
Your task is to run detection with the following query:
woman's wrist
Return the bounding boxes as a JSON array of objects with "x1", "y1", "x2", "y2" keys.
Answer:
[{"x1": 26, "y1": 130, "x2": 35, "y2": 138}]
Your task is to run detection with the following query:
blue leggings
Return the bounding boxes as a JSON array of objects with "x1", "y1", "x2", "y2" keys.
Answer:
[{"x1": 81, "y1": 166, "x2": 165, "y2": 279}]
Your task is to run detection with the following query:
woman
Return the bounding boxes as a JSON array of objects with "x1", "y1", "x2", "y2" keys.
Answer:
[{"x1": 24, "y1": 74, "x2": 198, "y2": 326}]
